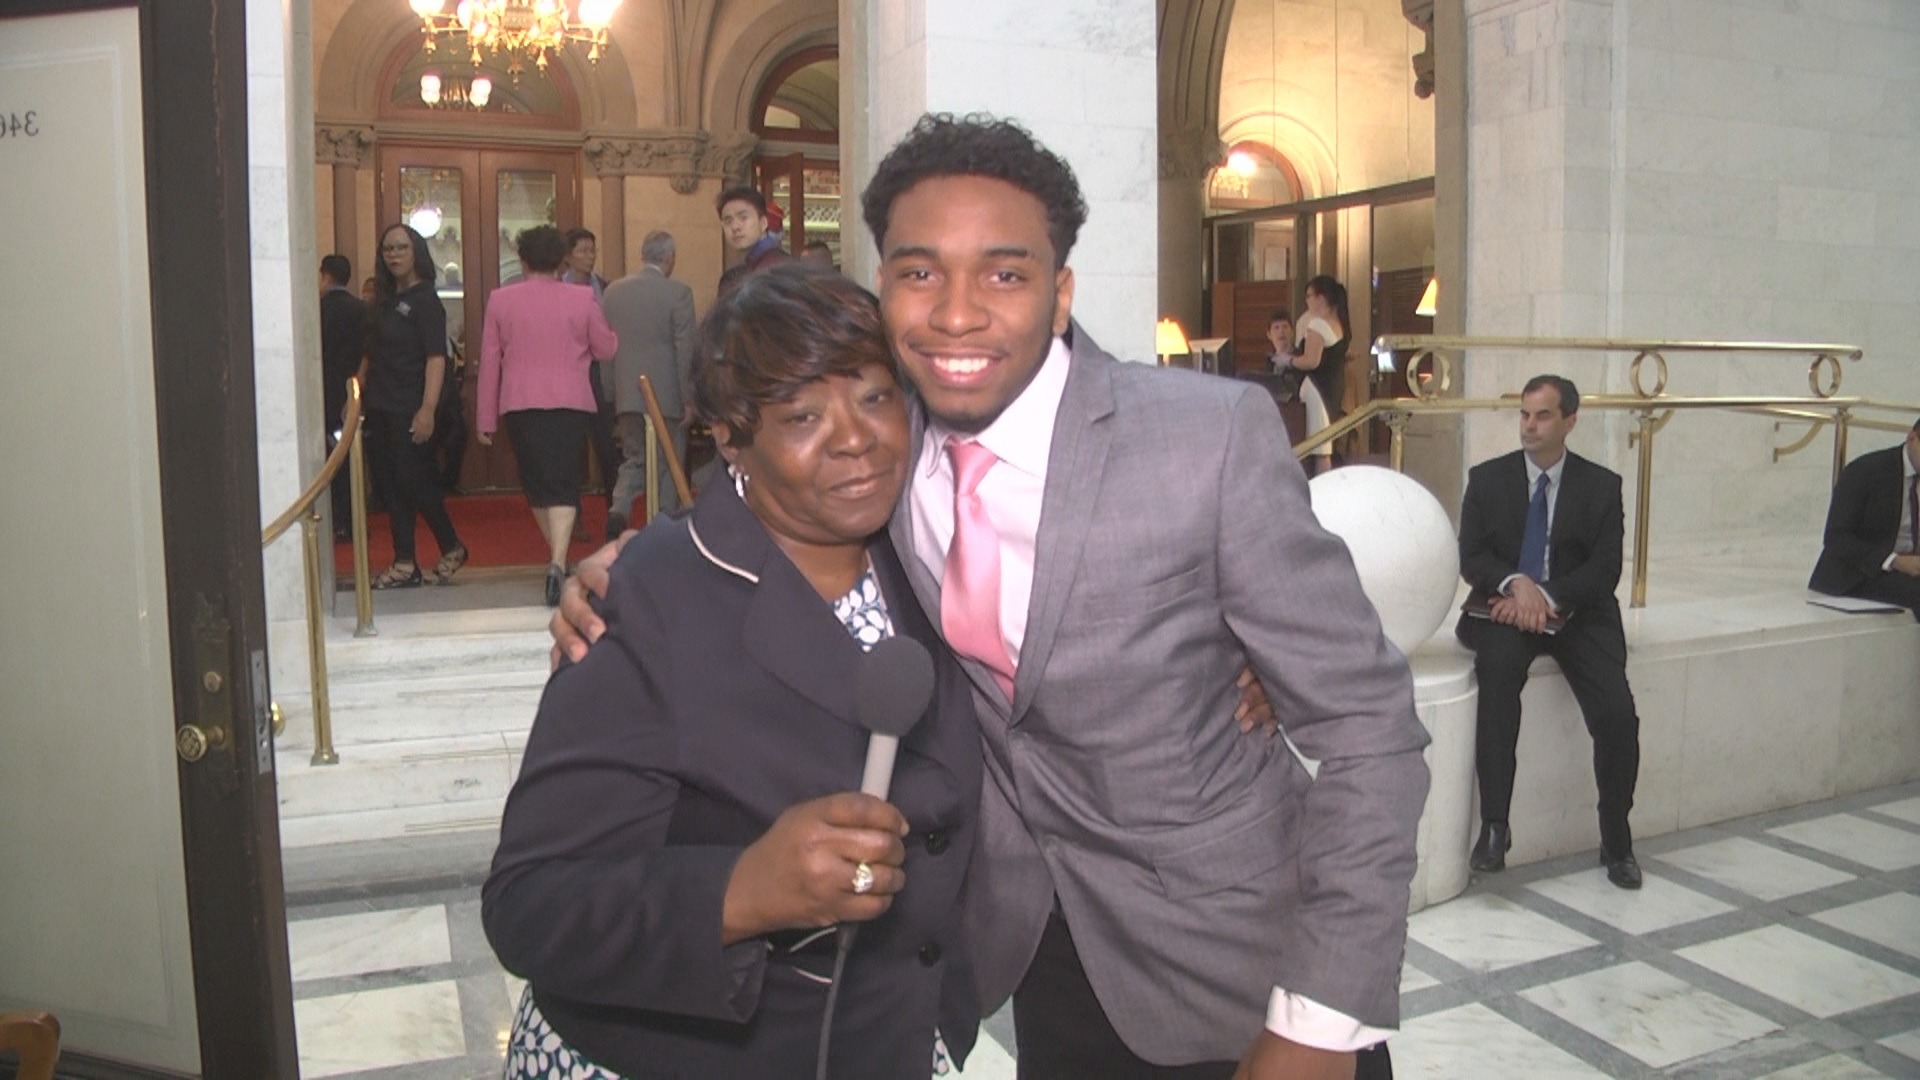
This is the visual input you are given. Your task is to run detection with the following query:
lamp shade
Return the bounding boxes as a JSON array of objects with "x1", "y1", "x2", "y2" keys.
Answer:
[
  {"x1": 1156, "y1": 318, "x2": 1190, "y2": 356},
  {"x1": 1415, "y1": 277, "x2": 1438, "y2": 317}
]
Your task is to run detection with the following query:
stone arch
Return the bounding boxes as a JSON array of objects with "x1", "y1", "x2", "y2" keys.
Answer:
[
  {"x1": 1218, "y1": 112, "x2": 1336, "y2": 201},
  {"x1": 704, "y1": 0, "x2": 836, "y2": 140}
]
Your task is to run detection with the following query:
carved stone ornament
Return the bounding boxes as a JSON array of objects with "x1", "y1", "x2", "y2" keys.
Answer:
[
  {"x1": 1402, "y1": 0, "x2": 1436, "y2": 99},
  {"x1": 583, "y1": 129, "x2": 762, "y2": 192},
  {"x1": 1159, "y1": 125, "x2": 1226, "y2": 181},
  {"x1": 315, "y1": 124, "x2": 375, "y2": 167}
]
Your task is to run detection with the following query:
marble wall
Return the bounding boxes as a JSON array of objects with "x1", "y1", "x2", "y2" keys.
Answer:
[
  {"x1": 252, "y1": 0, "x2": 325, "y2": 693},
  {"x1": 1462, "y1": 0, "x2": 1920, "y2": 562},
  {"x1": 843, "y1": 0, "x2": 1159, "y2": 360}
]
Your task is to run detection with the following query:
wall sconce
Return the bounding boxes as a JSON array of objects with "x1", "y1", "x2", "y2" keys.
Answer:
[{"x1": 1156, "y1": 318, "x2": 1190, "y2": 366}]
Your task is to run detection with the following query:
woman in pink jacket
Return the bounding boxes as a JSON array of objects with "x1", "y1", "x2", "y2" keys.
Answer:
[{"x1": 477, "y1": 226, "x2": 619, "y2": 605}]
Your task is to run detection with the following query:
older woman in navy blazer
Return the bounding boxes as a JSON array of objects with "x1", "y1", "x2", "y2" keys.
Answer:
[{"x1": 483, "y1": 266, "x2": 982, "y2": 1078}]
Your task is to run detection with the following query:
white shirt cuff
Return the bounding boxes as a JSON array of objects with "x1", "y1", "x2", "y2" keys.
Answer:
[
  {"x1": 1885, "y1": 552, "x2": 1899, "y2": 572},
  {"x1": 1264, "y1": 988, "x2": 1394, "y2": 1053},
  {"x1": 1498, "y1": 574, "x2": 1558, "y2": 612}
]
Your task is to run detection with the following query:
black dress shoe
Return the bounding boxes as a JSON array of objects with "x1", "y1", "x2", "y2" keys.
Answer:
[
  {"x1": 1470, "y1": 822, "x2": 1512, "y2": 872},
  {"x1": 1603, "y1": 852, "x2": 1643, "y2": 890},
  {"x1": 544, "y1": 564, "x2": 564, "y2": 608}
]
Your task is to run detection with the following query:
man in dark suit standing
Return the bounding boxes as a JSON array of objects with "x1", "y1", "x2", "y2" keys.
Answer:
[
  {"x1": 600, "y1": 230, "x2": 695, "y2": 532},
  {"x1": 1810, "y1": 419, "x2": 1920, "y2": 619},
  {"x1": 1457, "y1": 374, "x2": 1643, "y2": 890},
  {"x1": 319, "y1": 254, "x2": 368, "y2": 537}
]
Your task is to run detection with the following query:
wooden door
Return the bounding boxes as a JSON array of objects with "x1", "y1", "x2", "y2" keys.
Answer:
[
  {"x1": 2, "y1": 4, "x2": 296, "y2": 1074},
  {"x1": 379, "y1": 144, "x2": 580, "y2": 495}
]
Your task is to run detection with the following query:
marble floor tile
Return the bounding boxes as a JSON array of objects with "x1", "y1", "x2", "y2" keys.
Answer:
[
  {"x1": 1881, "y1": 1029, "x2": 1920, "y2": 1065},
  {"x1": 1401, "y1": 964, "x2": 1441, "y2": 994},
  {"x1": 1870, "y1": 796, "x2": 1920, "y2": 827},
  {"x1": 1676, "y1": 926, "x2": 1920, "y2": 1018},
  {"x1": 1755, "y1": 1055, "x2": 1889, "y2": 1079},
  {"x1": 289, "y1": 905, "x2": 451, "y2": 982},
  {"x1": 1769, "y1": 815, "x2": 1920, "y2": 872},
  {"x1": 1526, "y1": 866, "x2": 1735, "y2": 935},
  {"x1": 1394, "y1": 1002, "x2": 1606, "y2": 1079},
  {"x1": 1407, "y1": 893, "x2": 1597, "y2": 973},
  {"x1": 1519, "y1": 961, "x2": 1778, "y2": 1068},
  {"x1": 1811, "y1": 893, "x2": 1920, "y2": 961},
  {"x1": 295, "y1": 981, "x2": 467, "y2": 1078},
  {"x1": 1657, "y1": 837, "x2": 1856, "y2": 901}
]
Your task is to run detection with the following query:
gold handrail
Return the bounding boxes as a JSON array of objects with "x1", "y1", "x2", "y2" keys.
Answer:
[
  {"x1": 637, "y1": 374, "x2": 694, "y2": 523},
  {"x1": 260, "y1": 376, "x2": 368, "y2": 767},
  {"x1": 1292, "y1": 336, "x2": 1915, "y2": 611},
  {"x1": 262, "y1": 378, "x2": 363, "y2": 545}
]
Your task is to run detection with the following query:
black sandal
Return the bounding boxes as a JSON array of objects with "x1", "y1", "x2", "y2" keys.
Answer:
[
  {"x1": 431, "y1": 544, "x2": 469, "y2": 584},
  {"x1": 372, "y1": 561, "x2": 422, "y2": 589}
]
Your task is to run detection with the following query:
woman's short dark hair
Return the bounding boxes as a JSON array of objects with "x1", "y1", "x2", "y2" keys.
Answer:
[
  {"x1": 374, "y1": 224, "x2": 437, "y2": 299},
  {"x1": 517, "y1": 226, "x2": 568, "y2": 274},
  {"x1": 862, "y1": 113, "x2": 1088, "y2": 269},
  {"x1": 693, "y1": 265, "x2": 898, "y2": 448}
]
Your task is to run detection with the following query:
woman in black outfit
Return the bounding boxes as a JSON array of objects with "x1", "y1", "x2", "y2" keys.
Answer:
[
  {"x1": 366, "y1": 223, "x2": 467, "y2": 588},
  {"x1": 483, "y1": 266, "x2": 982, "y2": 1078}
]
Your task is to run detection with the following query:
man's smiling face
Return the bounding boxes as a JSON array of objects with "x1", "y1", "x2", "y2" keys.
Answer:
[{"x1": 874, "y1": 175, "x2": 1073, "y2": 433}]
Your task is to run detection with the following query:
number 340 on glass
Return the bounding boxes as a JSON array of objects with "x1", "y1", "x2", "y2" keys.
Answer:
[{"x1": 0, "y1": 112, "x2": 40, "y2": 138}]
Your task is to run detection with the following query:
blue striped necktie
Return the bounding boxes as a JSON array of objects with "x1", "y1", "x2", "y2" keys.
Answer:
[{"x1": 1518, "y1": 472, "x2": 1550, "y2": 581}]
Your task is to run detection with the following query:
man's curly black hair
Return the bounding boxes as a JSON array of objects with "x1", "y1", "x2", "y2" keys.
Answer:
[{"x1": 861, "y1": 113, "x2": 1088, "y2": 269}]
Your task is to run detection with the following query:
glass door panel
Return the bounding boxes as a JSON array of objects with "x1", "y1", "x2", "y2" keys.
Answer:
[
  {"x1": 493, "y1": 169, "x2": 558, "y2": 283},
  {"x1": 398, "y1": 164, "x2": 470, "y2": 346}
]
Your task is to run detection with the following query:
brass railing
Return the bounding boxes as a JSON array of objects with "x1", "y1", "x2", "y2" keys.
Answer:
[
  {"x1": 261, "y1": 377, "x2": 372, "y2": 766},
  {"x1": 1298, "y1": 336, "x2": 1914, "y2": 610}
]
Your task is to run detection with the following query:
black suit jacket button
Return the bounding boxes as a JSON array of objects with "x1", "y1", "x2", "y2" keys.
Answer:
[
  {"x1": 919, "y1": 943, "x2": 942, "y2": 966},
  {"x1": 925, "y1": 830, "x2": 950, "y2": 855}
]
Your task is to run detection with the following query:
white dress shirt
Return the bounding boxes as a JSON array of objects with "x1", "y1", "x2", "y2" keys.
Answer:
[
  {"x1": 1887, "y1": 450, "x2": 1918, "y2": 568},
  {"x1": 1500, "y1": 451, "x2": 1567, "y2": 609},
  {"x1": 907, "y1": 335, "x2": 1389, "y2": 1054}
]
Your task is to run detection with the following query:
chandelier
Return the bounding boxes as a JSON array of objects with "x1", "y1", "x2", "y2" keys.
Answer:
[
  {"x1": 409, "y1": 0, "x2": 621, "y2": 78},
  {"x1": 419, "y1": 71, "x2": 493, "y2": 109}
]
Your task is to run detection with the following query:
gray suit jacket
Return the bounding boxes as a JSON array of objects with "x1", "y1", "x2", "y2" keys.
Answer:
[
  {"x1": 601, "y1": 266, "x2": 695, "y2": 417},
  {"x1": 889, "y1": 326, "x2": 1430, "y2": 1064}
]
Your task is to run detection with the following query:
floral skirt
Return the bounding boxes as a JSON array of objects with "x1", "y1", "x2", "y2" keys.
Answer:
[
  {"x1": 501, "y1": 984, "x2": 955, "y2": 1077},
  {"x1": 503, "y1": 986, "x2": 627, "y2": 1079}
]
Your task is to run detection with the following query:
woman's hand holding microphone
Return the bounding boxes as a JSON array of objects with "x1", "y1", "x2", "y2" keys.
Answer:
[{"x1": 720, "y1": 792, "x2": 910, "y2": 944}]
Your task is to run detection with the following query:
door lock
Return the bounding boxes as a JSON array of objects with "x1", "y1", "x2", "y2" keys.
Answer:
[{"x1": 176, "y1": 723, "x2": 229, "y2": 763}]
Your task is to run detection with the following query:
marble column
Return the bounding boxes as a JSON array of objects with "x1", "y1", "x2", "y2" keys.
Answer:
[
  {"x1": 599, "y1": 175, "x2": 626, "y2": 277},
  {"x1": 250, "y1": 0, "x2": 322, "y2": 692},
  {"x1": 331, "y1": 162, "x2": 358, "y2": 272},
  {"x1": 841, "y1": 0, "x2": 1159, "y2": 360},
  {"x1": 1157, "y1": 124, "x2": 1221, "y2": 338}
]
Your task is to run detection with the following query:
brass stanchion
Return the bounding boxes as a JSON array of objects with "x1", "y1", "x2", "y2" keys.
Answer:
[
  {"x1": 1630, "y1": 409, "x2": 1657, "y2": 609},
  {"x1": 301, "y1": 511, "x2": 339, "y2": 766},
  {"x1": 1831, "y1": 406, "x2": 1852, "y2": 487},
  {"x1": 644, "y1": 414, "x2": 660, "y2": 525},
  {"x1": 1385, "y1": 411, "x2": 1410, "y2": 472},
  {"x1": 638, "y1": 374, "x2": 694, "y2": 513},
  {"x1": 349, "y1": 417, "x2": 375, "y2": 637}
]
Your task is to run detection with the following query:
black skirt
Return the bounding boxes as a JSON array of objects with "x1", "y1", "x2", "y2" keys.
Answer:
[{"x1": 504, "y1": 408, "x2": 589, "y2": 508}]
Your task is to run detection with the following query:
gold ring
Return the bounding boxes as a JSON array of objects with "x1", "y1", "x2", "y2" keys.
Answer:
[{"x1": 850, "y1": 861, "x2": 875, "y2": 895}]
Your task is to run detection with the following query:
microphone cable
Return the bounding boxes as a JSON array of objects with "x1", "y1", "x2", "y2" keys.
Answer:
[{"x1": 813, "y1": 926, "x2": 858, "y2": 1080}]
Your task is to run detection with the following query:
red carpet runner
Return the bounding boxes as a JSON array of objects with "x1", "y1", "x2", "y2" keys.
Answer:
[{"x1": 334, "y1": 494, "x2": 637, "y2": 574}]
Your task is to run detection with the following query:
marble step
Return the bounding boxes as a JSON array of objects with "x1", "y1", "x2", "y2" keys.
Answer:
[
  {"x1": 274, "y1": 670, "x2": 546, "y2": 752},
  {"x1": 278, "y1": 796, "x2": 506, "y2": 852},
  {"x1": 275, "y1": 729, "x2": 527, "y2": 822},
  {"x1": 317, "y1": 606, "x2": 555, "y2": 687}
]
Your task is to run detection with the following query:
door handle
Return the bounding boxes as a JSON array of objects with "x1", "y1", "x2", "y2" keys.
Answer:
[
  {"x1": 178, "y1": 596, "x2": 235, "y2": 785},
  {"x1": 176, "y1": 723, "x2": 229, "y2": 763}
]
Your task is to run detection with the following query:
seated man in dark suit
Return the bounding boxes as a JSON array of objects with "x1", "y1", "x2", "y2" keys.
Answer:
[
  {"x1": 1457, "y1": 374, "x2": 1643, "y2": 890},
  {"x1": 1810, "y1": 418, "x2": 1920, "y2": 620}
]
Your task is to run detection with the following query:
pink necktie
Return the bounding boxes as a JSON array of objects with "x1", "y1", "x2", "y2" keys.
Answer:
[{"x1": 941, "y1": 438, "x2": 1016, "y2": 701}]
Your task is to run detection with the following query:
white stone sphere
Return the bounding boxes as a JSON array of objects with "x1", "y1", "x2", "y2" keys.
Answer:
[{"x1": 1307, "y1": 466, "x2": 1460, "y2": 654}]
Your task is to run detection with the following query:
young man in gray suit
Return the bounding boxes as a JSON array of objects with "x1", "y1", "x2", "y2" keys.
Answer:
[
  {"x1": 557, "y1": 116, "x2": 1427, "y2": 1079},
  {"x1": 600, "y1": 230, "x2": 696, "y2": 532}
]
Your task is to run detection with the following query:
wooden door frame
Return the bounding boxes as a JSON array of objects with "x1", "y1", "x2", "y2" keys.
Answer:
[{"x1": 4, "y1": 1, "x2": 297, "y2": 1076}]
